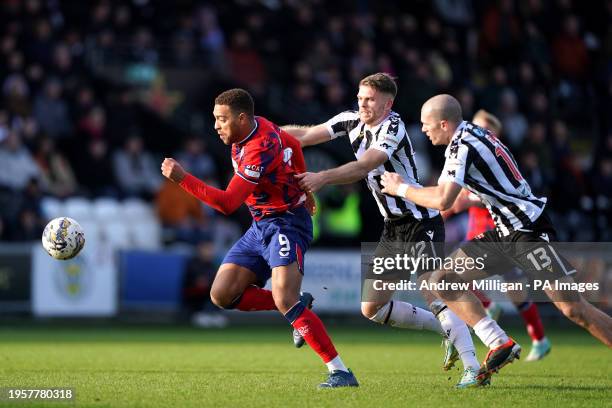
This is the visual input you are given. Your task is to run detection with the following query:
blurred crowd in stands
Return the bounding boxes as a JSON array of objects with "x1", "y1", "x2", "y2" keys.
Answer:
[{"x1": 1, "y1": 0, "x2": 611, "y2": 245}]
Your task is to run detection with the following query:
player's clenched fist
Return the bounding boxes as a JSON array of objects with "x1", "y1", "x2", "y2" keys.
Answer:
[{"x1": 161, "y1": 158, "x2": 186, "y2": 183}]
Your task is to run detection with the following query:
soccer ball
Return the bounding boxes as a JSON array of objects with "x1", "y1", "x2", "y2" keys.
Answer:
[{"x1": 41, "y1": 217, "x2": 86, "y2": 260}]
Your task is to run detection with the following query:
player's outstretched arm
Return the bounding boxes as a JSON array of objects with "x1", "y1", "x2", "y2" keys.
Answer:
[
  {"x1": 161, "y1": 158, "x2": 255, "y2": 215},
  {"x1": 381, "y1": 172, "x2": 462, "y2": 211},
  {"x1": 296, "y1": 149, "x2": 387, "y2": 193},
  {"x1": 282, "y1": 124, "x2": 331, "y2": 147}
]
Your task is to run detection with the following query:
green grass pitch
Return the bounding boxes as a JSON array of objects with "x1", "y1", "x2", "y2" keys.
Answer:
[{"x1": 0, "y1": 323, "x2": 609, "y2": 407}]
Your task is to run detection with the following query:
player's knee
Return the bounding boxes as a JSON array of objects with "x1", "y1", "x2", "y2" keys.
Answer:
[
  {"x1": 210, "y1": 288, "x2": 233, "y2": 309},
  {"x1": 365, "y1": 302, "x2": 391, "y2": 324},
  {"x1": 272, "y1": 291, "x2": 299, "y2": 314},
  {"x1": 361, "y1": 302, "x2": 380, "y2": 320}
]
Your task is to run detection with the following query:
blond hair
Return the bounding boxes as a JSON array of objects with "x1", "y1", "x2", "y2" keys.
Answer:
[{"x1": 473, "y1": 109, "x2": 502, "y2": 135}]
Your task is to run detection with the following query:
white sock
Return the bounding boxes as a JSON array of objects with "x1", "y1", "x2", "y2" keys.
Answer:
[
  {"x1": 437, "y1": 308, "x2": 480, "y2": 370},
  {"x1": 533, "y1": 336, "x2": 548, "y2": 345},
  {"x1": 370, "y1": 301, "x2": 444, "y2": 334},
  {"x1": 473, "y1": 316, "x2": 509, "y2": 348},
  {"x1": 326, "y1": 355, "x2": 348, "y2": 373}
]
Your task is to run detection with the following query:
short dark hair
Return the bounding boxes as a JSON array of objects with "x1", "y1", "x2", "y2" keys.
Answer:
[
  {"x1": 214, "y1": 88, "x2": 254, "y2": 117},
  {"x1": 359, "y1": 73, "x2": 397, "y2": 98}
]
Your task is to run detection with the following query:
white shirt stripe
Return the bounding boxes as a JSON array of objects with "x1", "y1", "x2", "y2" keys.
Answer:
[{"x1": 325, "y1": 110, "x2": 438, "y2": 220}]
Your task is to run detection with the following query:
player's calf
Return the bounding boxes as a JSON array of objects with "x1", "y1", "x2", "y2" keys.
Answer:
[{"x1": 553, "y1": 297, "x2": 612, "y2": 347}]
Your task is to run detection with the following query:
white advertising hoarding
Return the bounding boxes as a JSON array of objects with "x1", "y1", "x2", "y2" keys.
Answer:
[
  {"x1": 299, "y1": 250, "x2": 361, "y2": 312},
  {"x1": 32, "y1": 239, "x2": 117, "y2": 317}
]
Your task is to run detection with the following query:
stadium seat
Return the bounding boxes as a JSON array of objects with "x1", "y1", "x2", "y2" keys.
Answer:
[
  {"x1": 78, "y1": 219, "x2": 101, "y2": 249},
  {"x1": 99, "y1": 220, "x2": 132, "y2": 250},
  {"x1": 64, "y1": 197, "x2": 94, "y2": 221},
  {"x1": 130, "y1": 220, "x2": 162, "y2": 249},
  {"x1": 40, "y1": 197, "x2": 64, "y2": 220},
  {"x1": 93, "y1": 197, "x2": 121, "y2": 221},
  {"x1": 122, "y1": 198, "x2": 156, "y2": 221}
]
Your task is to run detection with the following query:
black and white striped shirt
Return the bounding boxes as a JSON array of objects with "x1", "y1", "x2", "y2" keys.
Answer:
[
  {"x1": 439, "y1": 121, "x2": 547, "y2": 236},
  {"x1": 325, "y1": 110, "x2": 438, "y2": 221}
]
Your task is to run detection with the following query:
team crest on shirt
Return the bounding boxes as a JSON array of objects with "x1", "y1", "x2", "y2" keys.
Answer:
[
  {"x1": 283, "y1": 147, "x2": 293, "y2": 165},
  {"x1": 387, "y1": 117, "x2": 399, "y2": 136}
]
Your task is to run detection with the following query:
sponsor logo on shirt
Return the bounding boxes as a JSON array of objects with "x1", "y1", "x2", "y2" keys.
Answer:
[{"x1": 244, "y1": 164, "x2": 264, "y2": 178}]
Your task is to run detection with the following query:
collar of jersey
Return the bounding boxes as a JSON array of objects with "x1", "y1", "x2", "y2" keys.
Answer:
[
  {"x1": 236, "y1": 118, "x2": 259, "y2": 145},
  {"x1": 363, "y1": 111, "x2": 394, "y2": 133},
  {"x1": 449, "y1": 120, "x2": 467, "y2": 143}
]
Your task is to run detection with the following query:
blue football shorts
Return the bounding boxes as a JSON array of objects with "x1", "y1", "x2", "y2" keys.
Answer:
[{"x1": 222, "y1": 205, "x2": 313, "y2": 285}]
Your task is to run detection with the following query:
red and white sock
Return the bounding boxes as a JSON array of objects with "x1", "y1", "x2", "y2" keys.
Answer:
[
  {"x1": 234, "y1": 285, "x2": 277, "y2": 311},
  {"x1": 286, "y1": 302, "x2": 347, "y2": 372}
]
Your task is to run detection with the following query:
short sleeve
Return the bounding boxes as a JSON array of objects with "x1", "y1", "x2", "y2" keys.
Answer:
[
  {"x1": 438, "y1": 141, "x2": 469, "y2": 187},
  {"x1": 324, "y1": 111, "x2": 360, "y2": 140},
  {"x1": 370, "y1": 117, "x2": 405, "y2": 159}
]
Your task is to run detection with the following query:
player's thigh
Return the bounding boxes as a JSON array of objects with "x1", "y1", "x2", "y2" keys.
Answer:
[
  {"x1": 422, "y1": 248, "x2": 491, "y2": 303},
  {"x1": 513, "y1": 239, "x2": 577, "y2": 280},
  {"x1": 210, "y1": 263, "x2": 259, "y2": 307},
  {"x1": 263, "y1": 208, "x2": 312, "y2": 278},
  {"x1": 222, "y1": 225, "x2": 273, "y2": 284}
]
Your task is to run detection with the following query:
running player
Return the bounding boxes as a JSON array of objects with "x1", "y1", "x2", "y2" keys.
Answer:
[
  {"x1": 381, "y1": 94, "x2": 612, "y2": 383},
  {"x1": 284, "y1": 73, "x2": 483, "y2": 388},
  {"x1": 443, "y1": 109, "x2": 551, "y2": 362},
  {"x1": 161, "y1": 88, "x2": 358, "y2": 388}
]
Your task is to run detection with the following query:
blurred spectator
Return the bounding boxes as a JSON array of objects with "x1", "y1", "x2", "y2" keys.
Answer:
[
  {"x1": 77, "y1": 105, "x2": 107, "y2": 142},
  {"x1": 498, "y1": 88, "x2": 528, "y2": 149},
  {"x1": 12, "y1": 178, "x2": 46, "y2": 241},
  {"x1": 156, "y1": 179, "x2": 211, "y2": 245},
  {"x1": 3, "y1": 73, "x2": 31, "y2": 116},
  {"x1": 112, "y1": 134, "x2": 162, "y2": 199},
  {"x1": 552, "y1": 15, "x2": 589, "y2": 80},
  {"x1": 33, "y1": 77, "x2": 72, "y2": 139},
  {"x1": 521, "y1": 121, "x2": 553, "y2": 177},
  {"x1": 519, "y1": 149, "x2": 548, "y2": 196},
  {"x1": 175, "y1": 136, "x2": 216, "y2": 180},
  {"x1": 591, "y1": 157, "x2": 612, "y2": 199},
  {"x1": 71, "y1": 85, "x2": 96, "y2": 122},
  {"x1": 0, "y1": 130, "x2": 40, "y2": 191},
  {"x1": 75, "y1": 139, "x2": 116, "y2": 197},
  {"x1": 284, "y1": 82, "x2": 323, "y2": 124},
  {"x1": 182, "y1": 239, "x2": 227, "y2": 327},
  {"x1": 480, "y1": 0, "x2": 522, "y2": 64},
  {"x1": 34, "y1": 136, "x2": 78, "y2": 198},
  {"x1": 129, "y1": 27, "x2": 158, "y2": 64},
  {"x1": 225, "y1": 30, "x2": 266, "y2": 91},
  {"x1": 434, "y1": 0, "x2": 473, "y2": 26},
  {"x1": 479, "y1": 66, "x2": 508, "y2": 113},
  {"x1": 196, "y1": 6, "x2": 226, "y2": 71},
  {"x1": 25, "y1": 18, "x2": 54, "y2": 66}
]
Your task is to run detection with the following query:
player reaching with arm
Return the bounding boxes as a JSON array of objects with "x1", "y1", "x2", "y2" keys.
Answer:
[
  {"x1": 381, "y1": 94, "x2": 612, "y2": 383},
  {"x1": 444, "y1": 109, "x2": 552, "y2": 362},
  {"x1": 161, "y1": 88, "x2": 358, "y2": 388},
  {"x1": 284, "y1": 73, "x2": 484, "y2": 388}
]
